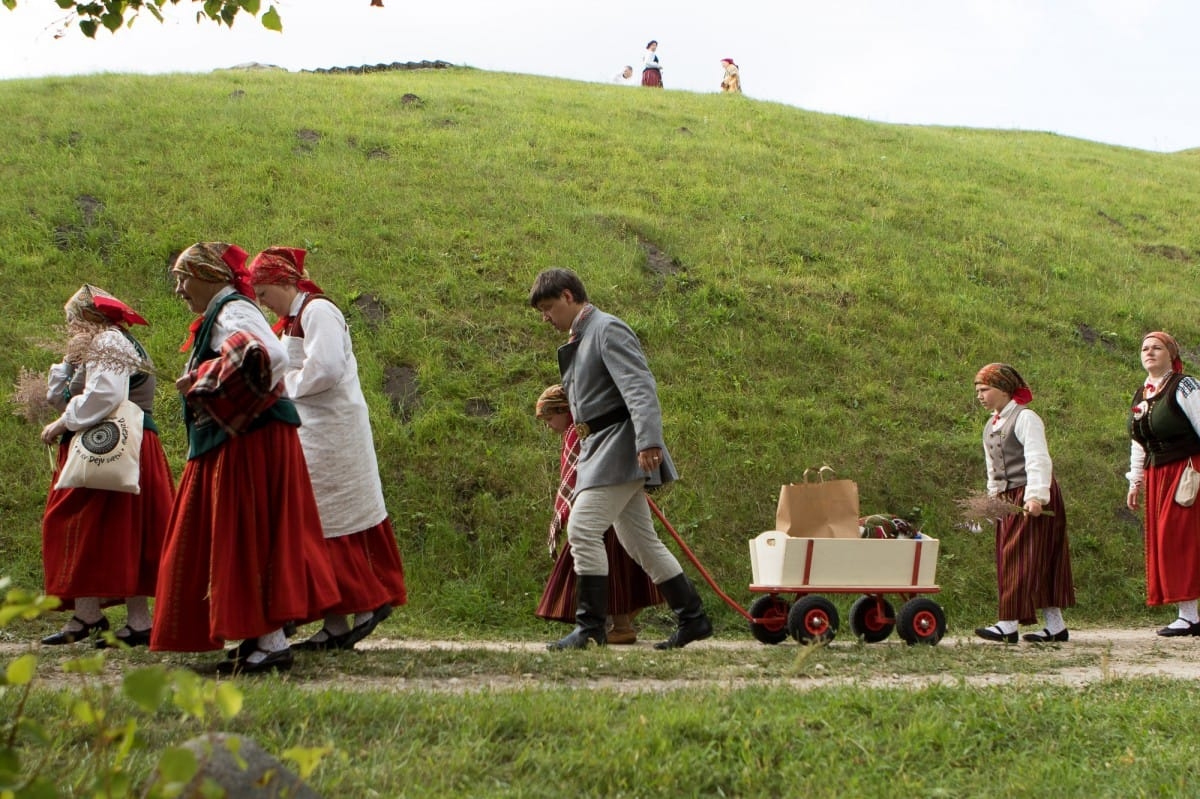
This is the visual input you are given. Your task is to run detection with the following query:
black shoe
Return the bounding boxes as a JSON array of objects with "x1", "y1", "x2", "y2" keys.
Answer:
[
  {"x1": 1156, "y1": 619, "x2": 1200, "y2": 637},
  {"x1": 42, "y1": 616, "x2": 109, "y2": 645},
  {"x1": 292, "y1": 628, "x2": 355, "y2": 651},
  {"x1": 225, "y1": 638, "x2": 259, "y2": 660},
  {"x1": 282, "y1": 621, "x2": 299, "y2": 638},
  {"x1": 975, "y1": 625, "x2": 1018, "y2": 644},
  {"x1": 95, "y1": 624, "x2": 151, "y2": 649},
  {"x1": 215, "y1": 647, "x2": 293, "y2": 675},
  {"x1": 341, "y1": 605, "x2": 393, "y2": 649},
  {"x1": 1022, "y1": 628, "x2": 1069, "y2": 643}
]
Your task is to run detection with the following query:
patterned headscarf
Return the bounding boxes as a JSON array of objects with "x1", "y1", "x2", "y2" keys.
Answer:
[
  {"x1": 1144, "y1": 331, "x2": 1184, "y2": 373},
  {"x1": 974, "y1": 363, "x2": 1033, "y2": 405},
  {"x1": 64, "y1": 284, "x2": 148, "y2": 327},
  {"x1": 171, "y1": 242, "x2": 254, "y2": 299},
  {"x1": 247, "y1": 246, "x2": 324, "y2": 295},
  {"x1": 535, "y1": 384, "x2": 570, "y2": 420}
]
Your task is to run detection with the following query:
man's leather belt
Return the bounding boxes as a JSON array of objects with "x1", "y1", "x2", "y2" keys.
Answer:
[{"x1": 574, "y1": 407, "x2": 631, "y2": 440}]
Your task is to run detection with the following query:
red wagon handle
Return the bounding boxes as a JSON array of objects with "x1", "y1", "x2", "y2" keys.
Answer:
[{"x1": 645, "y1": 494, "x2": 753, "y2": 622}]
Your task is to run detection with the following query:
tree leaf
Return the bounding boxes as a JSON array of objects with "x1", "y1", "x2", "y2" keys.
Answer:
[
  {"x1": 123, "y1": 666, "x2": 168, "y2": 713},
  {"x1": 5, "y1": 654, "x2": 37, "y2": 686},
  {"x1": 261, "y1": 5, "x2": 281, "y2": 32}
]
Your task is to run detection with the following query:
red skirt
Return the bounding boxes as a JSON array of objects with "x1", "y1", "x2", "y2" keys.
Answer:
[
  {"x1": 322, "y1": 518, "x2": 407, "y2": 615},
  {"x1": 150, "y1": 422, "x2": 341, "y2": 652},
  {"x1": 642, "y1": 68, "x2": 663, "y2": 88},
  {"x1": 1144, "y1": 458, "x2": 1200, "y2": 605},
  {"x1": 994, "y1": 480, "x2": 1075, "y2": 623},
  {"x1": 536, "y1": 529, "x2": 663, "y2": 623},
  {"x1": 42, "y1": 429, "x2": 174, "y2": 608}
]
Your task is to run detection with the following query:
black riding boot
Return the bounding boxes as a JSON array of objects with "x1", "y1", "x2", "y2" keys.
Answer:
[
  {"x1": 654, "y1": 573, "x2": 713, "y2": 650},
  {"x1": 548, "y1": 575, "x2": 608, "y2": 650}
]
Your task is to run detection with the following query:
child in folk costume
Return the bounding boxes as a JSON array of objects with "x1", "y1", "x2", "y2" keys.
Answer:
[
  {"x1": 151, "y1": 242, "x2": 341, "y2": 674},
  {"x1": 248, "y1": 246, "x2": 406, "y2": 650},
  {"x1": 39, "y1": 285, "x2": 175, "y2": 647},
  {"x1": 973, "y1": 363, "x2": 1075, "y2": 644},
  {"x1": 534, "y1": 385, "x2": 662, "y2": 644}
]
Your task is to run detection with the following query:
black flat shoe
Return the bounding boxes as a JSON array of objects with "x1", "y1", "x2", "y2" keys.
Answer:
[
  {"x1": 292, "y1": 628, "x2": 354, "y2": 651},
  {"x1": 341, "y1": 604, "x2": 393, "y2": 649},
  {"x1": 225, "y1": 638, "x2": 259, "y2": 660},
  {"x1": 1156, "y1": 619, "x2": 1200, "y2": 637},
  {"x1": 41, "y1": 616, "x2": 109, "y2": 645},
  {"x1": 1022, "y1": 628, "x2": 1069, "y2": 643},
  {"x1": 95, "y1": 624, "x2": 151, "y2": 649},
  {"x1": 215, "y1": 647, "x2": 293, "y2": 675},
  {"x1": 975, "y1": 625, "x2": 1018, "y2": 644}
]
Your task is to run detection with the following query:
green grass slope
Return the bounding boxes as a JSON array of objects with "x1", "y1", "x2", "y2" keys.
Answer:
[{"x1": 1, "y1": 68, "x2": 1197, "y2": 638}]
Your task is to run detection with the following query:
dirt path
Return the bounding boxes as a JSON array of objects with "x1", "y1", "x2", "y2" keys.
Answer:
[{"x1": 5, "y1": 627, "x2": 1197, "y2": 693}]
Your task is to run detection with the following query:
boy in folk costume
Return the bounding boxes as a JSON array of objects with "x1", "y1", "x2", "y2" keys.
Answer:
[
  {"x1": 151, "y1": 242, "x2": 341, "y2": 674},
  {"x1": 973, "y1": 363, "x2": 1076, "y2": 644},
  {"x1": 248, "y1": 246, "x2": 407, "y2": 650}
]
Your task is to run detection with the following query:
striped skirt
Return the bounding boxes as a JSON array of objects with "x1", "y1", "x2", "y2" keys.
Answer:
[
  {"x1": 994, "y1": 479, "x2": 1075, "y2": 623},
  {"x1": 1143, "y1": 457, "x2": 1200, "y2": 605},
  {"x1": 641, "y1": 68, "x2": 663, "y2": 88},
  {"x1": 536, "y1": 529, "x2": 663, "y2": 623}
]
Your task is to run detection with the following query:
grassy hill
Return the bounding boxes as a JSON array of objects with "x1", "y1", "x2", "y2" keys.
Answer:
[{"x1": 2, "y1": 66, "x2": 1198, "y2": 639}]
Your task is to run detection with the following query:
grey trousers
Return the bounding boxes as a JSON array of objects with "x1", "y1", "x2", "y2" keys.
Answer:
[{"x1": 567, "y1": 479, "x2": 683, "y2": 583}]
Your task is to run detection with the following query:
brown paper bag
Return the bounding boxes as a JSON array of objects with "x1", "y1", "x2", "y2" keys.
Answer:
[{"x1": 775, "y1": 467, "x2": 860, "y2": 538}]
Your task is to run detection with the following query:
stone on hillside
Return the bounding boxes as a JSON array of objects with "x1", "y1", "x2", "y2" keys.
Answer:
[{"x1": 172, "y1": 733, "x2": 323, "y2": 799}]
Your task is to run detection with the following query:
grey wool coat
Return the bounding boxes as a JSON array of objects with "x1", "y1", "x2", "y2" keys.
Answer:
[{"x1": 557, "y1": 305, "x2": 678, "y2": 492}]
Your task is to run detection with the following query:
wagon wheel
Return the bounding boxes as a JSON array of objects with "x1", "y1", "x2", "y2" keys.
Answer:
[
  {"x1": 848, "y1": 595, "x2": 895, "y2": 644},
  {"x1": 747, "y1": 595, "x2": 790, "y2": 645},
  {"x1": 787, "y1": 596, "x2": 838, "y2": 645},
  {"x1": 897, "y1": 597, "x2": 946, "y2": 646}
]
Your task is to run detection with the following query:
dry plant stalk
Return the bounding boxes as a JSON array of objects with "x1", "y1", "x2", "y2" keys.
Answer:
[
  {"x1": 64, "y1": 321, "x2": 157, "y2": 376},
  {"x1": 956, "y1": 489, "x2": 1053, "y2": 528},
  {"x1": 10, "y1": 367, "x2": 54, "y2": 424}
]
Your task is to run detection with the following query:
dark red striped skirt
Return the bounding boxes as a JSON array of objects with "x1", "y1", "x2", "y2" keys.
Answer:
[
  {"x1": 536, "y1": 528, "x2": 663, "y2": 623},
  {"x1": 641, "y1": 68, "x2": 663, "y2": 88},
  {"x1": 42, "y1": 430, "x2": 174, "y2": 608},
  {"x1": 994, "y1": 479, "x2": 1075, "y2": 623}
]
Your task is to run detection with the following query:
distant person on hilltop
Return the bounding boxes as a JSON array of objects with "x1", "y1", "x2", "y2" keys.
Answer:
[
  {"x1": 719, "y1": 58, "x2": 741, "y2": 93},
  {"x1": 613, "y1": 65, "x2": 635, "y2": 85},
  {"x1": 641, "y1": 40, "x2": 663, "y2": 88}
]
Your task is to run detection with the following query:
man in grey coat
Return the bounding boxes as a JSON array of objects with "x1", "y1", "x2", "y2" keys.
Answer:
[{"x1": 529, "y1": 268, "x2": 713, "y2": 650}]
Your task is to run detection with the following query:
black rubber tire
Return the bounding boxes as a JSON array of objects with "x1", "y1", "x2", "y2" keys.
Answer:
[
  {"x1": 848, "y1": 595, "x2": 896, "y2": 643},
  {"x1": 787, "y1": 596, "x2": 839, "y2": 645},
  {"x1": 897, "y1": 597, "x2": 946, "y2": 646}
]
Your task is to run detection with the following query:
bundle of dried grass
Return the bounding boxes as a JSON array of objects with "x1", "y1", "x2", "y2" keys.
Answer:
[
  {"x1": 10, "y1": 368, "x2": 54, "y2": 424},
  {"x1": 956, "y1": 489, "x2": 1053, "y2": 529},
  {"x1": 64, "y1": 321, "x2": 156, "y2": 376}
]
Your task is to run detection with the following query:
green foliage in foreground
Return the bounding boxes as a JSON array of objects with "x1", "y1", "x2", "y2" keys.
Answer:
[
  {"x1": 1, "y1": 67, "x2": 1199, "y2": 644},
  {"x1": 13, "y1": 675, "x2": 1200, "y2": 798}
]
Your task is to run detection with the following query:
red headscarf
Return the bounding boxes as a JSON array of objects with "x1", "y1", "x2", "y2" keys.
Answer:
[
  {"x1": 247, "y1": 247, "x2": 324, "y2": 295},
  {"x1": 1144, "y1": 331, "x2": 1184, "y2": 373},
  {"x1": 974, "y1": 363, "x2": 1033, "y2": 405},
  {"x1": 171, "y1": 242, "x2": 254, "y2": 300}
]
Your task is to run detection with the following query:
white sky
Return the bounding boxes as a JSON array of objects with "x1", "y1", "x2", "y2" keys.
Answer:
[{"x1": 1, "y1": 0, "x2": 1196, "y2": 152}]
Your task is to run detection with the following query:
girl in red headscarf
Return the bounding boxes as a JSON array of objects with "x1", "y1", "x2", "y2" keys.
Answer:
[
  {"x1": 248, "y1": 246, "x2": 406, "y2": 650},
  {"x1": 973, "y1": 363, "x2": 1075, "y2": 644},
  {"x1": 1127, "y1": 332, "x2": 1200, "y2": 636},
  {"x1": 39, "y1": 285, "x2": 175, "y2": 647},
  {"x1": 151, "y1": 242, "x2": 341, "y2": 674}
]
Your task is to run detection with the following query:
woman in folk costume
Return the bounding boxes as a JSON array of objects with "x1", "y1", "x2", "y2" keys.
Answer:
[
  {"x1": 1127, "y1": 332, "x2": 1200, "y2": 636},
  {"x1": 641, "y1": 40, "x2": 663, "y2": 88},
  {"x1": 972, "y1": 363, "x2": 1075, "y2": 644},
  {"x1": 534, "y1": 385, "x2": 662, "y2": 644},
  {"x1": 39, "y1": 285, "x2": 174, "y2": 647},
  {"x1": 719, "y1": 58, "x2": 741, "y2": 93},
  {"x1": 248, "y1": 246, "x2": 406, "y2": 650},
  {"x1": 151, "y1": 242, "x2": 340, "y2": 674}
]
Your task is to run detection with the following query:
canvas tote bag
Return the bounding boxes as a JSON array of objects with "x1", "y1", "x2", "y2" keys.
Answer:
[
  {"x1": 54, "y1": 399, "x2": 144, "y2": 494},
  {"x1": 775, "y1": 466, "x2": 861, "y2": 538},
  {"x1": 1175, "y1": 457, "x2": 1200, "y2": 507}
]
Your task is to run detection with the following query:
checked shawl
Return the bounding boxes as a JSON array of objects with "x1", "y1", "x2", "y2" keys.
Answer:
[
  {"x1": 187, "y1": 331, "x2": 283, "y2": 436},
  {"x1": 550, "y1": 424, "x2": 581, "y2": 539}
]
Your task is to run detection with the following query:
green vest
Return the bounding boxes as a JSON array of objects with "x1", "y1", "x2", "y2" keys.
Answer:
[{"x1": 182, "y1": 292, "x2": 300, "y2": 460}]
